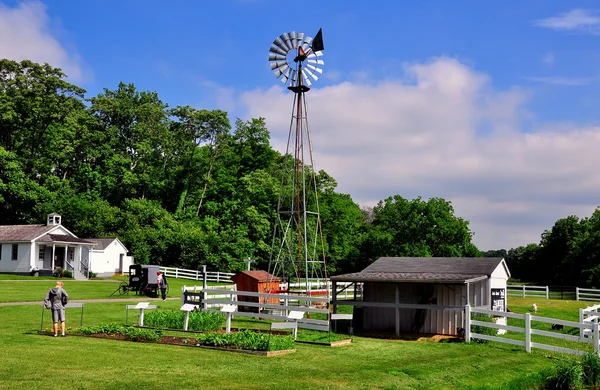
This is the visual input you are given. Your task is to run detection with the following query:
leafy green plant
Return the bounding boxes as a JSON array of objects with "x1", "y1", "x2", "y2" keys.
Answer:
[
  {"x1": 581, "y1": 351, "x2": 600, "y2": 386},
  {"x1": 76, "y1": 324, "x2": 162, "y2": 342},
  {"x1": 545, "y1": 359, "x2": 583, "y2": 390},
  {"x1": 470, "y1": 313, "x2": 496, "y2": 344},
  {"x1": 144, "y1": 310, "x2": 225, "y2": 331},
  {"x1": 195, "y1": 329, "x2": 294, "y2": 351}
]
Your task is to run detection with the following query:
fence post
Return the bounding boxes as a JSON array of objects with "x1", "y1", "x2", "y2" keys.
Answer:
[
  {"x1": 522, "y1": 285, "x2": 526, "y2": 298},
  {"x1": 202, "y1": 290, "x2": 207, "y2": 311},
  {"x1": 546, "y1": 286, "x2": 549, "y2": 300},
  {"x1": 525, "y1": 313, "x2": 531, "y2": 353},
  {"x1": 595, "y1": 323, "x2": 599, "y2": 354},
  {"x1": 217, "y1": 271, "x2": 221, "y2": 282},
  {"x1": 175, "y1": 268, "x2": 179, "y2": 279},
  {"x1": 465, "y1": 304, "x2": 471, "y2": 343},
  {"x1": 202, "y1": 265, "x2": 207, "y2": 290},
  {"x1": 580, "y1": 308, "x2": 584, "y2": 340},
  {"x1": 576, "y1": 287, "x2": 580, "y2": 301},
  {"x1": 196, "y1": 269, "x2": 199, "y2": 281},
  {"x1": 181, "y1": 286, "x2": 186, "y2": 305}
]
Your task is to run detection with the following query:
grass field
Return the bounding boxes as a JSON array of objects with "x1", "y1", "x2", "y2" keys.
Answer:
[{"x1": 1, "y1": 278, "x2": 590, "y2": 389}]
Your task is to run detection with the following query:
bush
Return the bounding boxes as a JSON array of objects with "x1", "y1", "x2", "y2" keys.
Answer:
[
  {"x1": 144, "y1": 310, "x2": 225, "y2": 331},
  {"x1": 52, "y1": 268, "x2": 73, "y2": 278},
  {"x1": 88, "y1": 271, "x2": 97, "y2": 279},
  {"x1": 76, "y1": 323, "x2": 162, "y2": 342},
  {"x1": 545, "y1": 359, "x2": 583, "y2": 390},
  {"x1": 195, "y1": 329, "x2": 295, "y2": 351},
  {"x1": 581, "y1": 352, "x2": 600, "y2": 386},
  {"x1": 470, "y1": 313, "x2": 496, "y2": 344}
]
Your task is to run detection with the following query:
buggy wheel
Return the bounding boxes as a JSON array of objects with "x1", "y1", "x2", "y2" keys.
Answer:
[{"x1": 118, "y1": 282, "x2": 129, "y2": 295}]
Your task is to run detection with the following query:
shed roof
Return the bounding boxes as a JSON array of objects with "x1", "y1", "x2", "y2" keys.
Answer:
[
  {"x1": 0, "y1": 225, "x2": 55, "y2": 241},
  {"x1": 83, "y1": 238, "x2": 116, "y2": 250},
  {"x1": 331, "y1": 257, "x2": 507, "y2": 284},
  {"x1": 233, "y1": 270, "x2": 280, "y2": 282}
]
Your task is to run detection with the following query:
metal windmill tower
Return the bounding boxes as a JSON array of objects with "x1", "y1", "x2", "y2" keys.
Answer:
[{"x1": 267, "y1": 29, "x2": 328, "y2": 297}]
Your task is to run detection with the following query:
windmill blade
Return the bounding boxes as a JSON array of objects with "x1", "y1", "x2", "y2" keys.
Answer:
[
  {"x1": 274, "y1": 36, "x2": 285, "y2": 49},
  {"x1": 281, "y1": 68, "x2": 292, "y2": 84},
  {"x1": 302, "y1": 72, "x2": 312, "y2": 86},
  {"x1": 308, "y1": 59, "x2": 325, "y2": 66},
  {"x1": 304, "y1": 67, "x2": 319, "y2": 81},
  {"x1": 308, "y1": 51, "x2": 323, "y2": 57},
  {"x1": 280, "y1": 33, "x2": 292, "y2": 51},
  {"x1": 270, "y1": 44, "x2": 287, "y2": 56},
  {"x1": 297, "y1": 32, "x2": 305, "y2": 42},
  {"x1": 270, "y1": 60, "x2": 287, "y2": 70},
  {"x1": 289, "y1": 69, "x2": 298, "y2": 85},
  {"x1": 306, "y1": 64, "x2": 323, "y2": 74},
  {"x1": 289, "y1": 32, "x2": 298, "y2": 48},
  {"x1": 269, "y1": 53, "x2": 286, "y2": 61},
  {"x1": 274, "y1": 63, "x2": 290, "y2": 78}
]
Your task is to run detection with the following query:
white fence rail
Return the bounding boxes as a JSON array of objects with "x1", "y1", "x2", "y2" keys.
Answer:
[
  {"x1": 196, "y1": 289, "x2": 330, "y2": 332},
  {"x1": 507, "y1": 285, "x2": 549, "y2": 299},
  {"x1": 580, "y1": 304, "x2": 600, "y2": 339},
  {"x1": 577, "y1": 288, "x2": 600, "y2": 302},
  {"x1": 467, "y1": 305, "x2": 600, "y2": 356},
  {"x1": 159, "y1": 266, "x2": 234, "y2": 283}
]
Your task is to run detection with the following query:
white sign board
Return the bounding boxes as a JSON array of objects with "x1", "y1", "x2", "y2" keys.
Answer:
[
  {"x1": 221, "y1": 304, "x2": 236, "y2": 313},
  {"x1": 288, "y1": 311, "x2": 304, "y2": 320},
  {"x1": 331, "y1": 314, "x2": 353, "y2": 320},
  {"x1": 271, "y1": 322, "x2": 297, "y2": 330},
  {"x1": 180, "y1": 304, "x2": 198, "y2": 312},
  {"x1": 135, "y1": 302, "x2": 150, "y2": 309}
]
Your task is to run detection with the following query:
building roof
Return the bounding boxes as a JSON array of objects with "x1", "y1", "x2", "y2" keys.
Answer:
[
  {"x1": 83, "y1": 238, "x2": 117, "y2": 250},
  {"x1": 233, "y1": 270, "x2": 280, "y2": 282},
  {"x1": 331, "y1": 257, "x2": 507, "y2": 284},
  {"x1": 37, "y1": 234, "x2": 94, "y2": 245},
  {"x1": 0, "y1": 225, "x2": 55, "y2": 241}
]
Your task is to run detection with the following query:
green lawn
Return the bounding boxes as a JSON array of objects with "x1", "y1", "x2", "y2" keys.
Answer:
[
  {"x1": 0, "y1": 275, "x2": 232, "y2": 303},
  {"x1": 0, "y1": 282, "x2": 565, "y2": 390}
]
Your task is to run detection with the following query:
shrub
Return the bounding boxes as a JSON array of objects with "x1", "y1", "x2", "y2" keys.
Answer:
[
  {"x1": 76, "y1": 324, "x2": 162, "y2": 342},
  {"x1": 62, "y1": 270, "x2": 72, "y2": 278},
  {"x1": 88, "y1": 271, "x2": 97, "y2": 279},
  {"x1": 581, "y1": 351, "x2": 600, "y2": 386},
  {"x1": 545, "y1": 359, "x2": 583, "y2": 390},
  {"x1": 195, "y1": 329, "x2": 294, "y2": 351},
  {"x1": 470, "y1": 313, "x2": 496, "y2": 344},
  {"x1": 144, "y1": 310, "x2": 224, "y2": 331}
]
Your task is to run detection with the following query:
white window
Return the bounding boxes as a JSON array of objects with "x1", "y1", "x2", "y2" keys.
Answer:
[
  {"x1": 12, "y1": 244, "x2": 18, "y2": 261},
  {"x1": 38, "y1": 247, "x2": 44, "y2": 261}
]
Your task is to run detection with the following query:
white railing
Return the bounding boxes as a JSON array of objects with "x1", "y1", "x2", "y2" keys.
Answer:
[
  {"x1": 159, "y1": 266, "x2": 234, "y2": 283},
  {"x1": 181, "y1": 285, "x2": 236, "y2": 308},
  {"x1": 577, "y1": 288, "x2": 600, "y2": 302},
  {"x1": 196, "y1": 289, "x2": 331, "y2": 332},
  {"x1": 580, "y1": 304, "x2": 600, "y2": 339},
  {"x1": 281, "y1": 281, "x2": 362, "y2": 300},
  {"x1": 507, "y1": 285, "x2": 549, "y2": 299},
  {"x1": 466, "y1": 305, "x2": 599, "y2": 356}
]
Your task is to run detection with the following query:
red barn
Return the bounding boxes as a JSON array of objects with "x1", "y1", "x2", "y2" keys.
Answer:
[{"x1": 232, "y1": 270, "x2": 281, "y2": 311}]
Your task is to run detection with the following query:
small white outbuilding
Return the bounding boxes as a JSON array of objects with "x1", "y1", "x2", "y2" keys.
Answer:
[{"x1": 82, "y1": 238, "x2": 133, "y2": 277}]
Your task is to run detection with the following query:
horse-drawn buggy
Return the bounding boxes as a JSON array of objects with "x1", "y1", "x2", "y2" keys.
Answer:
[{"x1": 110, "y1": 264, "x2": 160, "y2": 297}]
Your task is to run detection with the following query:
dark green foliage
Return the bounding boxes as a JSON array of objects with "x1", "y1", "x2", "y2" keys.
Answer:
[
  {"x1": 581, "y1": 351, "x2": 600, "y2": 386},
  {"x1": 545, "y1": 359, "x2": 583, "y2": 390},
  {"x1": 195, "y1": 329, "x2": 294, "y2": 351},
  {"x1": 470, "y1": 313, "x2": 496, "y2": 344},
  {"x1": 77, "y1": 324, "x2": 163, "y2": 342},
  {"x1": 143, "y1": 310, "x2": 224, "y2": 331}
]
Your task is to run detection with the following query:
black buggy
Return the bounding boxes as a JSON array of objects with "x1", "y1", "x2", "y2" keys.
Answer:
[{"x1": 110, "y1": 264, "x2": 160, "y2": 297}]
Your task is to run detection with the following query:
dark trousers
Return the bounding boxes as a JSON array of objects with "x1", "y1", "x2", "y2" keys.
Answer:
[{"x1": 160, "y1": 287, "x2": 167, "y2": 300}]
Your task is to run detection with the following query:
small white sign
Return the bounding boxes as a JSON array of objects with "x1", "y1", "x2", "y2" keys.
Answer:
[
  {"x1": 180, "y1": 304, "x2": 198, "y2": 312},
  {"x1": 221, "y1": 304, "x2": 236, "y2": 313},
  {"x1": 288, "y1": 311, "x2": 304, "y2": 320},
  {"x1": 331, "y1": 314, "x2": 353, "y2": 320},
  {"x1": 135, "y1": 302, "x2": 150, "y2": 309}
]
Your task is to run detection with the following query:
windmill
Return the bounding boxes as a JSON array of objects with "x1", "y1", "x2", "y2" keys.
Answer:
[{"x1": 267, "y1": 29, "x2": 328, "y2": 300}]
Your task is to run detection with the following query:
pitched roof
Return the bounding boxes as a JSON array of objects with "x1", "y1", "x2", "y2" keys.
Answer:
[
  {"x1": 331, "y1": 257, "x2": 507, "y2": 284},
  {"x1": 83, "y1": 238, "x2": 116, "y2": 250},
  {"x1": 37, "y1": 234, "x2": 94, "y2": 244},
  {"x1": 234, "y1": 270, "x2": 280, "y2": 282},
  {"x1": 0, "y1": 225, "x2": 55, "y2": 241}
]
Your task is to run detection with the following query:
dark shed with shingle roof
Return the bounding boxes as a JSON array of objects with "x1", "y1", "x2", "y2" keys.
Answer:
[{"x1": 331, "y1": 257, "x2": 510, "y2": 336}]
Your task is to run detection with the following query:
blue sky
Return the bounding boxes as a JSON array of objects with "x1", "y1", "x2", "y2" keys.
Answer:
[{"x1": 1, "y1": 0, "x2": 600, "y2": 250}]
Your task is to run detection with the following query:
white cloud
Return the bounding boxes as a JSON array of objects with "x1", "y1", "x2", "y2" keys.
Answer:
[
  {"x1": 237, "y1": 57, "x2": 600, "y2": 250},
  {"x1": 534, "y1": 9, "x2": 600, "y2": 34},
  {"x1": 525, "y1": 76, "x2": 594, "y2": 86},
  {"x1": 0, "y1": 1, "x2": 87, "y2": 82}
]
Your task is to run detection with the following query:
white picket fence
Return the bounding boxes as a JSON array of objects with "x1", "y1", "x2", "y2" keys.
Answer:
[
  {"x1": 159, "y1": 266, "x2": 234, "y2": 283},
  {"x1": 507, "y1": 285, "x2": 549, "y2": 299},
  {"x1": 577, "y1": 288, "x2": 600, "y2": 302},
  {"x1": 198, "y1": 288, "x2": 330, "y2": 332},
  {"x1": 467, "y1": 305, "x2": 600, "y2": 356}
]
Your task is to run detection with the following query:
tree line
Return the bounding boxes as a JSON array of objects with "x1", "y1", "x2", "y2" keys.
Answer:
[
  {"x1": 0, "y1": 59, "x2": 481, "y2": 274},
  {"x1": 483, "y1": 208, "x2": 600, "y2": 287}
]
